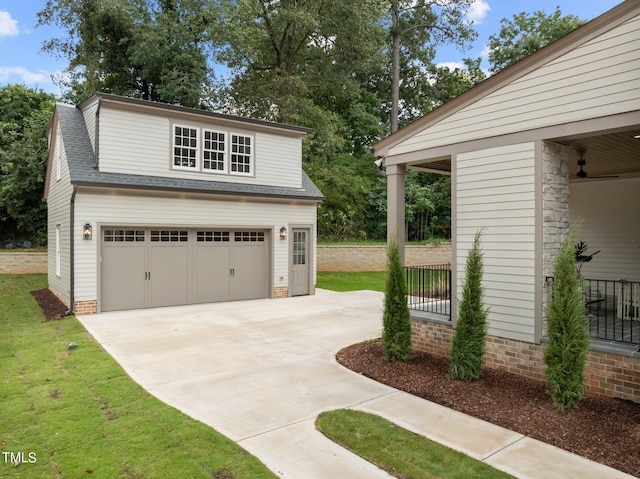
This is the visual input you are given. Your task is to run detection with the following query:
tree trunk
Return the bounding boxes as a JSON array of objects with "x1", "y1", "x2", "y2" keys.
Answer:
[{"x1": 391, "y1": 3, "x2": 400, "y2": 134}]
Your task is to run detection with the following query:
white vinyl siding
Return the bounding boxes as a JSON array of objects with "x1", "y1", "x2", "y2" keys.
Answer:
[
  {"x1": 46, "y1": 124, "x2": 73, "y2": 307},
  {"x1": 570, "y1": 177, "x2": 640, "y2": 282},
  {"x1": 388, "y1": 16, "x2": 640, "y2": 157},
  {"x1": 456, "y1": 143, "x2": 537, "y2": 342},
  {"x1": 81, "y1": 98, "x2": 99, "y2": 154},
  {"x1": 73, "y1": 190, "x2": 317, "y2": 305},
  {"x1": 97, "y1": 107, "x2": 302, "y2": 188}
]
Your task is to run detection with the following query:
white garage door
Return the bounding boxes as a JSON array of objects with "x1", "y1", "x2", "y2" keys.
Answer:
[{"x1": 100, "y1": 228, "x2": 270, "y2": 312}]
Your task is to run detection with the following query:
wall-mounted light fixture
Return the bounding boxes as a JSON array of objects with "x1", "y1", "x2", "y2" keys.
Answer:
[
  {"x1": 279, "y1": 227, "x2": 287, "y2": 240},
  {"x1": 83, "y1": 223, "x2": 92, "y2": 240}
]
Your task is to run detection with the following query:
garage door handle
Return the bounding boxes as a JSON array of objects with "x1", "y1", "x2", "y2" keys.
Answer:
[{"x1": 230, "y1": 268, "x2": 235, "y2": 277}]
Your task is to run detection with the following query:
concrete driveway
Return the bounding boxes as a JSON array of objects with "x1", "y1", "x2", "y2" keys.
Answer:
[{"x1": 78, "y1": 289, "x2": 634, "y2": 479}]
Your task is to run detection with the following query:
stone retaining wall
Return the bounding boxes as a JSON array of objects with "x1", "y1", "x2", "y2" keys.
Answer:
[
  {"x1": 0, "y1": 253, "x2": 47, "y2": 274},
  {"x1": 318, "y1": 243, "x2": 451, "y2": 271}
]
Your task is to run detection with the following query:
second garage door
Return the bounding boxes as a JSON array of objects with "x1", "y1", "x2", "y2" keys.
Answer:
[{"x1": 101, "y1": 228, "x2": 270, "y2": 312}]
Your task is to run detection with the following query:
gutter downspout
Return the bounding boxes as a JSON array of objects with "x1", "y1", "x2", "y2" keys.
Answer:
[{"x1": 66, "y1": 184, "x2": 77, "y2": 316}]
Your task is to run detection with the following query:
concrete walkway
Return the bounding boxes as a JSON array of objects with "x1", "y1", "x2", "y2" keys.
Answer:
[{"x1": 78, "y1": 290, "x2": 634, "y2": 479}]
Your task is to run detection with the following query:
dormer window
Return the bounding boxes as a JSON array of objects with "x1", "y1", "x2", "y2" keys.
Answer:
[
  {"x1": 172, "y1": 124, "x2": 253, "y2": 176},
  {"x1": 173, "y1": 126, "x2": 198, "y2": 169},
  {"x1": 231, "y1": 134, "x2": 252, "y2": 175}
]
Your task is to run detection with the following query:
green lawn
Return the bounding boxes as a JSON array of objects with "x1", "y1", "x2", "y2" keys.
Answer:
[
  {"x1": 0, "y1": 274, "x2": 276, "y2": 478},
  {"x1": 316, "y1": 410, "x2": 514, "y2": 479},
  {"x1": 316, "y1": 271, "x2": 386, "y2": 292}
]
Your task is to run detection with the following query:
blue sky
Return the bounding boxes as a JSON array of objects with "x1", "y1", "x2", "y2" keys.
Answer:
[{"x1": 0, "y1": 0, "x2": 623, "y2": 98}]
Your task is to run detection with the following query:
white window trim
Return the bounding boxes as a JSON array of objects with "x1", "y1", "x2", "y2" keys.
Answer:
[
  {"x1": 172, "y1": 124, "x2": 199, "y2": 171},
  {"x1": 230, "y1": 133, "x2": 254, "y2": 177},
  {"x1": 55, "y1": 226, "x2": 61, "y2": 277},
  {"x1": 55, "y1": 128, "x2": 61, "y2": 181},
  {"x1": 170, "y1": 123, "x2": 255, "y2": 177},
  {"x1": 202, "y1": 128, "x2": 228, "y2": 174}
]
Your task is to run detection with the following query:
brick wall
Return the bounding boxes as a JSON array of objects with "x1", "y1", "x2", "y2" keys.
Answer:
[
  {"x1": 73, "y1": 300, "x2": 98, "y2": 316},
  {"x1": 318, "y1": 243, "x2": 451, "y2": 272},
  {"x1": 274, "y1": 287, "x2": 288, "y2": 298},
  {"x1": 411, "y1": 318, "x2": 640, "y2": 403}
]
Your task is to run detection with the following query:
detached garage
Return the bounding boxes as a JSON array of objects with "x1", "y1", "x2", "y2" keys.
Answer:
[{"x1": 45, "y1": 93, "x2": 323, "y2": 314}]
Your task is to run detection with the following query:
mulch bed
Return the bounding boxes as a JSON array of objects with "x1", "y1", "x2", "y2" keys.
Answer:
[
  {"x1": 337, "y1": 339, "x2": 640, "y2": 477},
  {"x1": 30, "y1": 288, "x2": 69, "y2": 321}
]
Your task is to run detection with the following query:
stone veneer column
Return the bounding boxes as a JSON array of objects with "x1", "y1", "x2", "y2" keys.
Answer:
[{"x1": 541, "y1": 141, "x2": 571, "y2": 333}]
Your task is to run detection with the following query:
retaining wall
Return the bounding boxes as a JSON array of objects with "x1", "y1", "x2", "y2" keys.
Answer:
[{"x1": 317, "y1": 243, "x2": 451, "y2": 271}]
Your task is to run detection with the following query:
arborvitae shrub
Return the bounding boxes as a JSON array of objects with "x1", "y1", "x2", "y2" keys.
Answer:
[
  {"x1": 381, "y1": 235, "x2": 413, "y2": 362},
  {"x1": 544, "y1": 225, "x2": 589, "y2": 412},
  {"x1": 448, "y1": 231, "x2": 488, "y2": 381}
]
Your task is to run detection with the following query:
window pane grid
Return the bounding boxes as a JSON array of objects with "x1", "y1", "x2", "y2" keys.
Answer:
[
  {"x1": 150, "y1": 230, "x2": 188, "y2": 242},
  {"x1": 293, "y1": 231, "x2": 306, "y2": 265},
  {"x1": 103, "y1": 229, "x2": 145, "y2": 242},
  {"x1": 174, "y1": 126, "x2": 198, "y2": 168},
  {"x1": 203, "y1": 130, "x2": 225, "y2": 171},
  {"x1": 197, "y1": 231, "x2": 230, "y2": 242},
  {"x1": 230, "y1": 135, "x2": 252, "y2": 174},
  {"x1": 234, "y1": 231, "x2": 264, "y2": 242}
]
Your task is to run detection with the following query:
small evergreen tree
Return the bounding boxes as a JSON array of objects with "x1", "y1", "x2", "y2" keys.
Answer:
[
  {"x1": 544, "y1": 225, "x2": 589, "y2": 412},
  {"x1": 449, "y1": 230, "x2": 488, "y2": 381},
  {"x1": 381, "y1": 235, "x2": 412, "y2": 362}
]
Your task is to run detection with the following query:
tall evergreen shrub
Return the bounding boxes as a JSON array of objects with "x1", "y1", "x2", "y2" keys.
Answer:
[
  {"x1": 544, "y1": 225, "x2": 589, "y2": 412},
  {"x1": 448, "y1": 231, "x2": 488, "y2": 381},
  {"x1": 381, "y1": 235, "x2": 412, "y2": 362}
]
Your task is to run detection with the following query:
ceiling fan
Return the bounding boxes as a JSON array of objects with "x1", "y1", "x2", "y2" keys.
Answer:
[{"x1": 574, "y1": 148, "x2": 619, "y2": 179}]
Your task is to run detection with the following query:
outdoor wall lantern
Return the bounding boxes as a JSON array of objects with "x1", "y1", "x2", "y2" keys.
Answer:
[
  {"x1": 83, "y1": 223, "x2": 92, "y2": 240},
  {"x1": 279, "y1": 227, "x2": 287, "y2": 240}
]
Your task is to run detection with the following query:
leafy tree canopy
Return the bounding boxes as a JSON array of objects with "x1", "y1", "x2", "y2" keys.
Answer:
[
  {"x1": 0, "y1": 85, "x2": 55, "y2": 244},
  {"x1": 487, "y1": 7, "x2": 586, "y2": 74}
]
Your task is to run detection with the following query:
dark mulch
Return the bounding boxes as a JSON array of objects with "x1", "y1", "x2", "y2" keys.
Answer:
[
  {"x1": 337, "y1": 339, "x2": 640, "y2": 477},
  {"x1": 30, "y1": 288, "x2": 69, "y2": 321}
]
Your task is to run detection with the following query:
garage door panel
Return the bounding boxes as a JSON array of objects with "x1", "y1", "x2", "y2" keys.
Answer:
[
  {"x1": 232, "y1": 242, "x2": 268, "y2": 300},
  {"x1": 149, "y1": 244, "x2": 189, "y2": 308},
  {"x1": 101, "y1": 242, "x2": 146, "y2": 312},
  {"x1": 194, "y1": 244, "x2": 231, "y2": 303}
]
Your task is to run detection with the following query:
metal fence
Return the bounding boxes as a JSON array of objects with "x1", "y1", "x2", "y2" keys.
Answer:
[
  {"x1": 405, "y1": 264, "x2": 451, "y2": 318},
  {"x1": 546, "y1": 277, "x2": 640, "y2": 346}
]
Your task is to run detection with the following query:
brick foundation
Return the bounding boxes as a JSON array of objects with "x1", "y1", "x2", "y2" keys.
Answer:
[
  {"x1": 74, "y1": 300, "x2": 98, "y2": 316},
  {"x1": 274, "y1": 287, "x2": 288, "y2": 298},
  {"x1": 411, "y1": 318, "x2": 640, "y2": 403}
]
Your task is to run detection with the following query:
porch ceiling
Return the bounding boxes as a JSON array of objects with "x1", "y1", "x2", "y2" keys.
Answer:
[
  {"x1": 407, "y1": 127, "x2": 640, "y2": 180},
  {"x1": 554, "y1": 128, "x2": 640, "y2": 181}
]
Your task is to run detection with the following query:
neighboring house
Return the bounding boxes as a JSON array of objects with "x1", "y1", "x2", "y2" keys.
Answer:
[
  {"x1": 44, "y1": 93, "x2": 323, "y2": 315},
  {"x1": 372, "y1": 0, "x2": 640, "y2": 401}
]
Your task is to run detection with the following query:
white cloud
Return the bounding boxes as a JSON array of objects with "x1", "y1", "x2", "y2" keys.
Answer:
[
  {"x1": 467, "y1": 0, "x2": 491, "y2": 24},
  {"x1": 0, "y1": 10, "x2": 19, "y2": 38},
  {"x1": 0, "y1": 66, "x2": 48, "y2": 84}
]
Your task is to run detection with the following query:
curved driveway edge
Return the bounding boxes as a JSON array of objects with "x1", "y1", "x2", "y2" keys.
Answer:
[{"x1": 78, "y1": 290, "x2": 635, "y2": 479}]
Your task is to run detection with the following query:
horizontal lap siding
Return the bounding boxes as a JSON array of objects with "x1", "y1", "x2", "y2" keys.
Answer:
[
  {"x1": 73, "y1": 191, "x2": 317, "y2": 302},
  {"x1": 570, "y1": 177, "x2": 640, "y2": 281},
  {"x1": 98, "y1": 108, "x2": 302, "y2": 188},
  {"x1": 456, "y1": 143, "x2": 537, "y2": 342},
  {"x1": 81, "y1": 100, "x2": 98, "y2": 154},
  {"x1": 390, "y1": 16, "x2": 640, "y2": 156},
  {"x1": 47, "y1": 125, "x2": 73, "y2": 305}
]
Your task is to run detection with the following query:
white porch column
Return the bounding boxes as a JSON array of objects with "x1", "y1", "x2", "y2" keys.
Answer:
[{"x1": 387, "y1": 163, "x2": 406, "y2": 263}]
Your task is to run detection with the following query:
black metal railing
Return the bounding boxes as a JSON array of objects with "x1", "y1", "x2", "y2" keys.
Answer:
[
  {"x1": 545, "y1": 277, "x2": 640, "y2": 346},
  {"x1": 405, "y1": 264, "x2": 451, "y2": 319}
]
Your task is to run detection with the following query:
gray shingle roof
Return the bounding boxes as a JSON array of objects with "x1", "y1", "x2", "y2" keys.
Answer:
[{"x1": 56, "y1": 103, "x2": 324, "y2": 201}]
